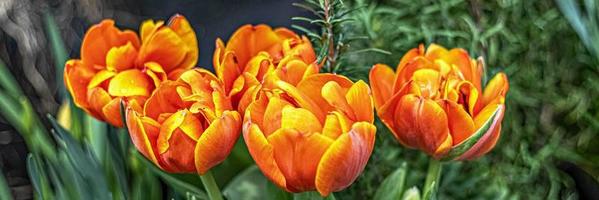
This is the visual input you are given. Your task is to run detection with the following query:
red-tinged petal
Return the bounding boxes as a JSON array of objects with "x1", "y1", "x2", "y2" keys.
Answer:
[
  {"x1": 395, "y1": 45, "x2": 425, "y2": 75},
  {"x1": 315, "y1": 122, "x2": 376, "y2": 196},
  {"x1": 108, "y1": 69, "x2": 153, "y2": 97},
  {"x1": 263, "y1": 97, "x2": 294, "y2": 136},
  {"x1": 440, "y1": 100, "x2": 475, "y2": 145},
  {"x1": 167, "y1": 14, "x2": 198, "y2": 70},
  {"x1": 345, "y1": 80, "x2": 374, "y2": 123},
  {"x1": 143, "y1": 81, "x2": 187, "y2": 119},
  {"x1": 243, "y1": 123, "x2": 287, "y2": 189},
  {"x1": 102, "y1": 97, "x2": 124, "y2": 127},
  {"x1": 138, "y1": 25, "x2": 187, "y2": 73},
  {"x1": 87, "y1": 87, "x2": 112, "y2": 120},
  {"x1": 482, "y1": 73, "x2": 509, "y2": 107},
  {"x1": 393, "y1": 57, "x2": 434, "y2": 93},
  {"x1": 276, "y1": 81, "x2": 326, "y2": 122},
  {"x1": 456, "y1": 104, "x2": 505, "y2": 160},
  {"x1": 195, "y1": 111, "x2": 241, "y2": 174},
  {"x1": 268, "y1": 128, "x2": 334, "y2": 192},
  {"x1": 126, "y1": 108, "x2": 161, "y2": 167},
  {"x1": 88, "y1": 70, "x2": 116, "y2": 89},
  {"x1": 377, "y1": 81, "x2": 415, "y2": 140},
  {"x1": 296, "y1": 73, "x2": 353, "y2": 114},
  {"x1": 81, "y1": 20, "x2": 140, "y2": 68},
  {"x1": 456, "y1": 81, "x2": 481, "y2": 115},
  {"x1": 156, "y1": 110, "x2": 199, "y2": 172},
  {"x1": 64, "y1": 60, "x2": 95, "y2": 108},
  {"x1": 445, "y1": 48, "x2": 474, "y2": 81},
  {"x1": 106, "y1": 42, "x2": 138, "y2": 71},
  {"x1": 394, "y1": 95, "x2": 450, "y2": 155},
  {"x1": 321, "y1": 81, "x2": 355, "y2": 119},
  {"x1": 369, "y1": 64, "x2": 396, "y2": 110}
]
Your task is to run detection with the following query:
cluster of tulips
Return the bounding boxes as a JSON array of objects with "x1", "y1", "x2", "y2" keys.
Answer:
[{"x1": 64, "y1": 14, "x2": 508, "y2": 197}]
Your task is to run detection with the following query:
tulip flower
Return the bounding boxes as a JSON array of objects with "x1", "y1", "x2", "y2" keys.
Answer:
[
  {"x1": 243, "y1": 73, "x2": 376, "y2": 196},
  {"x1": 64, "y1": 14, "x2": 197, "y2": 127},
  {"x1": 126, "y1": 69, "x2": 241, "y2": 174},
  {"x1": 369, "y1": 44, "x2": 509, "y2": 160},
  {"x1": 212, "y1": 24, "x2": 317, "y2": 111}
]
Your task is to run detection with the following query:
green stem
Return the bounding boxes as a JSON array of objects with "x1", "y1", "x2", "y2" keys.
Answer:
[
  {"x1": 423, "y1": 159, "x2": 442, "y2": 200},
  {"x1": 200, "y1": 171, "x2": 224, "y2": 200}
]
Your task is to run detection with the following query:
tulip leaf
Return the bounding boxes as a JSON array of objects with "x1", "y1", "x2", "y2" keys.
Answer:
[
  {"x1": 134, "y1": 152, "x2": 208, "y2": 199},
  {"x1": 0, "y1": 164, "x2": 13, "y2": 200},
  {"x1": 374, "y1": 162, "x2": 408, "y2": 200},
  {"x1": 442, "y1": 106, "x2": 503, "y2": 161}
]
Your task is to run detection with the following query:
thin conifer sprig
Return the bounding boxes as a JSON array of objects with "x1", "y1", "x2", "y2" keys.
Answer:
[{"x1": 292, "y1": 0, "x2": 389, "y2": 78}]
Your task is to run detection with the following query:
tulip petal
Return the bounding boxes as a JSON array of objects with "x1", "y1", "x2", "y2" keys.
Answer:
[
  {"x1": 144, "y1": 62, "x2": 168, "y2": 88},
  {"x1": 268, "y1": 128, "x2": 334, "y2": 192},
  {"x1": 345, "y1": 80, "x2": 374, "y2": 123},
  {"x1": 243, "y1": 122, "x2": 287, "y2": 189},
  {"x1": 64, "y1": 60, "x2": 95, "y2": 108},
  {"x1": 394, "y1": 95, "x2": 450, "y2": 155},
  {"x1": 315, "y1": 122, "x2": 376, "y2": 196},
  {"x1": 276, "y1": 81, "x2": 325, "y2": 122},
  {"x1": 482, "y1": 73, "x2": 509, "y2": 106},
  {"x1": 81, "y1": 20, "x2": 140, "y2": 68},
  {"x1": 167, "y1": 15, "x2": 198, "y2": 70},
  {"x1": 143, "y1": 81, "x2": 187, "y2": 118},
  {"x1": 138, "y1": 25, "x2": 187, "y2": 73},
  {"x1": 106, "y1": 42, "x2": 138, "y2": 71},
  {"x1": 440, "y1": 100, "x2": 475, "y2": 145},
  {"x1": 281, "y1": 106, "x2": 323, "y2": 134},
  {"x1": 393, "y1": 57, "x2": 433, "y2": 93},
  {"x1": 296, "y1": 73, "x2": 353, "y2": 114},
  {"x1": 322, "y1": 114, "x2": 342, "y2": 139},
  {"x1": 443, "y1": 104, "x2": 504, "y2": 161},
  {"x1": 321, "y1": 81, "x2": 355, "y2": 119},
  {"x1": 102, "y1": 97, "x2": 124, "y2": 127},
  {"x1": 263, "y1": 97, "x2": 294, "y2": 136},
  {"x1": 108, "y1": 69, "x2": 153, "y2": 97},
  {"x1": 87, "y1": 87, "x2": 112, "y2": 119},
  {"x1": 88, "y1": 70, "x2": 116, "y2": 89},
  {"x1": 411, "y1": 69, "x2": 440, "y2": 98},
  {"x1": 195, "y1": 111, "x2": 241, "y2": 174},
  {"x1": 126, "y1": 109, "x2": 161, "y2": 167},
  {"x1": 369, "y1": 64, "x2": 396, "y2": 110},
  {"x1": 156, "y1": 110, "x2": 200, "y2": 172}
]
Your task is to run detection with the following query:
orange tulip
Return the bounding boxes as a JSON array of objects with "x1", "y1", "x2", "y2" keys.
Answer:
[
  {"x1": 212, "y1": 24, "x2": 317, "y2": 111},
  {"x1": 243, "y1": 73, "x2": 376, "y2": 196},
  {"x1": 369, "y1": 44, "x2": 509, "y2": 160},
  {"x1": 64, "y1": 14, "x2": 197, "y2": 127},
  {"x1": 126, "y1": 69, "x2": 241, "y2": 174}
]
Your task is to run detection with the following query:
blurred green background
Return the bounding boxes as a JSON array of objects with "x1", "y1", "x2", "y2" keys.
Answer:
[{"x1": 0, "y1": 0, "x2": 598, "y2": 199}]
